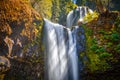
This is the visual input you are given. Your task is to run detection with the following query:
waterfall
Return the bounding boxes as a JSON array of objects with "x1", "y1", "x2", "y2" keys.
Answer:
[
  {"x1": 43, "y1": 6, "x2": 93, "y2": 80},
  {"x1": 68, "y1": 29, "x2": 78, "y2": 80},
  {"x1": 43, "y1": 19, "x2": 60, "y2": 80},
  {"x1": 66, "y1": 6, "x2": 93, "y2": 28},
  {"x1": 43, "y1": 19, "x2": 78, "y2": 80}
]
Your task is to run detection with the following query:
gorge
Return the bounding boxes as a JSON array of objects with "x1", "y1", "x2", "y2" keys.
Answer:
[{"x1": 0, "y1": 0, "x2": 120, "y2": 80}]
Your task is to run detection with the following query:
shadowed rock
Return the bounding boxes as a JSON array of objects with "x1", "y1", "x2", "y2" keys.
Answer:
[{"x1": 0, "y1": 56, "x2": 10, "y2": 73}]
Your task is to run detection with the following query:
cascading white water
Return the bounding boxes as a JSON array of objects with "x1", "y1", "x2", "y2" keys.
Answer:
[
  {"x1": 68, "y1": 29, "x2": 78, "y2": 80},
  {"x1": 66, "y1": 6, "x2": 93, "y2": 28},
  {"x1": 44, "y1": 19, "x2": 68, "y2": 80},
  {"x1": 43, "y1": 19, "x2": 78, "y2": 80},
  {"x1": 54, "y1": 23, "x2": 68, "y2": 80},
  {"x1": 44, "y1": 19, "x2": 60, "y2": 80},
  {"x1": 43, "y1": 6, "x2": 93, "y2": 80}
]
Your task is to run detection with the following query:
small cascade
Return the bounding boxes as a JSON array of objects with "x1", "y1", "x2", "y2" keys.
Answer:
[
  {"x1": 68, "y1": 29, "x2": 78, "y2": 80},
  {"x1": 66, "y1": 6, "x2": 93, "y2": 28}
]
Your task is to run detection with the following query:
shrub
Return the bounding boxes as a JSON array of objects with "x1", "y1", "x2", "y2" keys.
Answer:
[
  {"x1": 90, "y1": 44, "x2": 98, "y2": 51},
  {"x1": 99, "y1": 52, "x2": 112, "y2": 59},
  {"x1": 95, "y1": 47, "x2": 105, "y2": 53},
  {"x1": 115, "y1": 44, "x2": 120, "y2": 53},
  {"x1": 83, "y1": 11, "x2": 99, "y2": 23},
  {"x1": 110, "y1": 32, "x2": 119, "y2": 42}
]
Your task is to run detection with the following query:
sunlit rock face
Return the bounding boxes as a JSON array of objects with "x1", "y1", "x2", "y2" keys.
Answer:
[
  {"x1": 0, "y1": 0, "x2": 43, "y2": 58},
  {"x1": 0, "y1": 0, "x2": 44, "y2": 79},
  {"x1": 66, "y1": 6, "x2": 93, "y2": 28}
]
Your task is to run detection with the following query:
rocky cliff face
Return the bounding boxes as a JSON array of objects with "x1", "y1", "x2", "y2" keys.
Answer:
[{"x1": 0, "y1": 0, "x2": 44, "y2": 79}]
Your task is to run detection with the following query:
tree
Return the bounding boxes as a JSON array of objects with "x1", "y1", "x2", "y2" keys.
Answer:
[{"x1": 76, "y1": 0, "x2": 112, "y2": 13}]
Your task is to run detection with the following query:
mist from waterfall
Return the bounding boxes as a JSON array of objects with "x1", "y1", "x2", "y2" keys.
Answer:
[{"x1": 43, "y1": 6, "x2": 93, "y2": 80}]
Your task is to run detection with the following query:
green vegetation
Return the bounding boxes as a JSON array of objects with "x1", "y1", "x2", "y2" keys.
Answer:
[
  {"x1": 30, "y1": 0, "x2": 77, "y2": 23},
  {"x1": 83, "y1": 25, "x2": 112, "y2": 72},
  {"x1": 82, "y1": 12, "x2": 120, "y2": 73},
  {"x1": 84, "y1": 11, "x2": 99, "y2": 23},
  {"x1": 30, "y1": 0, "x2": 53, "y2": 19}
]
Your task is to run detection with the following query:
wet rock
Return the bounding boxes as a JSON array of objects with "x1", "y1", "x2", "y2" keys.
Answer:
[{"x1": 73, "y1": 26, "x2": 86, "y2": 54}]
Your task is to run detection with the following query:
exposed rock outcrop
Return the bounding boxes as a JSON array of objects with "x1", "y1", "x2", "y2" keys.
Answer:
[{"x1": 0, "y1": 0, "x2": 44, "y2": 79}]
